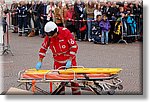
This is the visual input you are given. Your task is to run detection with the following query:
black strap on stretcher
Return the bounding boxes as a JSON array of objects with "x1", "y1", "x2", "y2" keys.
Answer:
[
  {"x1": 83, "y1": 74, "x2": 89, "y2": 80},
  {"x1": 82, "y1": 74, "x2": 103, "y2": 95},
  {"x1": 51, "y1": 74, "x2": 91, "y2": 95},
  {"x1": 51, "y1": 82, "x2": 68, "y2": 95}
]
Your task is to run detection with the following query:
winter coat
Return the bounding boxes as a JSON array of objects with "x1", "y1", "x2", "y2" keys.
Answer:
[
  {"x1": 17, "y1": 5, "x2": 28, "y2": 17},
  {"x1": 127, "y1": 16, "x2": 136, "y2": 34},
  {"x1": 92, "y1": 20, "x2": 101, "y2": 35},
  {"x1": 99, "y1": 19, "x2": 111, "y2": 32}
]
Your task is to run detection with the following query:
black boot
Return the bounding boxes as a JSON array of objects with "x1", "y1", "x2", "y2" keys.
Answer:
[{"x1": 19, "y1": 33, "x2": 22, "y2": 36}]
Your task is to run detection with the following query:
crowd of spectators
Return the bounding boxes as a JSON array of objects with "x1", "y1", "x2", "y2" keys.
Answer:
[{"x1": 1, "y1": 0, "x2": 143, "y2": 44}]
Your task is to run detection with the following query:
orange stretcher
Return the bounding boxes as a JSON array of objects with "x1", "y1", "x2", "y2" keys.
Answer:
[{"x1": 17, "y1": 66, "x2": 123, "y2": 95}]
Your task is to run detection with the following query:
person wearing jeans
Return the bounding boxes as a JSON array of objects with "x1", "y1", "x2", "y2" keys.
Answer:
[
  {"x1": 74, "y1": 1, "x2": 84, "y2": 41},
  {"x1": 101, "y1": 31, "x2": 109, "y2": 44},
  {"x1": 86, "y1": 1, "x2": 94, "y2": 42},
  {"x1": 99, "y1": 14, "x2": 111, "y2": 44},
  {"x1": 87, "y1": 18, "x2": 93, "y2": 41}
]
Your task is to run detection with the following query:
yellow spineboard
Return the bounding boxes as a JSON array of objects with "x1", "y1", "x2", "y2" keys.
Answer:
[
  {"x1": 59, "y1": 68, "x2": 122, "y2": 74},
  {"x1": 24, "y1": 68, "x2": 122, "y2": 75}
]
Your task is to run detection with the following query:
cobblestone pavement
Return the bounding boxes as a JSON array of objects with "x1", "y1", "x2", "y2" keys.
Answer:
[{"x1": 1, "y1": 31, "x2": 143, "y2": 95}]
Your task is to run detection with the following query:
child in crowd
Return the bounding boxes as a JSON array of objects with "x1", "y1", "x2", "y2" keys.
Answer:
[{"x1": 99, "y1": 14, "x2": 111, "y2": 44}]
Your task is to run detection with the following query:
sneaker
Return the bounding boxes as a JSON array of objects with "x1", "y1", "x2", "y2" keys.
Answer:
[
  {"x1": 106, "y1": 43, "x2": 108, "y2": 45},
  {"x1": 88, "y1": 38, "x2": 92, "y2": 42},
  {"x1": 91, "y1": 38, "x2": 94, "y2": 41},
  {"x1": 12, "y1": 31, "x2": 18, "y2": 33},
  {"x1": 78, "y1": 39, "x2": 82, "y2": 41},
  {"x1": 101, "y1": 42, "x2": 105, "y2": 45}
]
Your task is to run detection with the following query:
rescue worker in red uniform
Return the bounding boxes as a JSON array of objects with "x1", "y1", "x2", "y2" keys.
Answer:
[{"x1": 35, "y1": 21, "x2": 81, "y2": 95}]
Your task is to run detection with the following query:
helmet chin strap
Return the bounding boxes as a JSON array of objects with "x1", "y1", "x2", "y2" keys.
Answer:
[{"x1": 48, "y1": 32, "x2": 58, "y2": 38}]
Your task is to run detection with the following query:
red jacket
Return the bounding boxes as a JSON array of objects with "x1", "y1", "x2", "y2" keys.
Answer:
[
  {"x1": 39, "y1": 27, "x2": 78, "y2": 63},
  {"x1": 64, "y1": 9, "x2": 73, "y2": 21}
]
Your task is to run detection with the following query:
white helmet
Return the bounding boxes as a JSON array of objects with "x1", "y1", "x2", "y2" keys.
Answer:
[{"x1": 44, "y1": 21, "x2": 58, "y2": 33}]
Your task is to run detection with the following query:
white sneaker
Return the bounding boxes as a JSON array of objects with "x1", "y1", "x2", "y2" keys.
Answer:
[
  {"x1": 88, "y1": 38, "x2": 92, "y2": 42},
  {"x1": 92, "y1": 38, "x2": 94, "y2": 41},
  {"x1": 78, "y1": 39, "x2": 81, "y2": 41}
]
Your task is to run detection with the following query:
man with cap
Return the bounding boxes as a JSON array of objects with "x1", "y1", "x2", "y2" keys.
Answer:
[{"x1": 35, "y1": 21, "x2": 81, "y2": 95}]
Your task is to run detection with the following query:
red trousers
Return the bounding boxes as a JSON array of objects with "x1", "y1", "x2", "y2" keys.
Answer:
[{"x1": 53, "y1": 58, "x2": 81, "y2": 95}]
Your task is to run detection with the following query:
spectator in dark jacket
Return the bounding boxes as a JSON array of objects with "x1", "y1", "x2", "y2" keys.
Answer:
[
  {"x1": 111, "y1": 2, "x2": 119, "y2": 20},
  {"x1": 17, "y1": 1, "x2": 28, "y2": 36},
  {"x1": 92, "y1": 15, "x2": 102, "y2": 44},
  {"x1": 102, "y1": 1, "x2": 112, "y2": 20},
  {"x1": 33, "y1": 0, "x2": 42, "y2": 36},
  {"x1": 133, "y1": 2, "x2": 143, "y2": 33},
  {"x1": 74, "y1": 0, "x2": 85, "y2": 41},
  {"x1": 39, "y1": 0, "x2": 47, "y2": 38}
]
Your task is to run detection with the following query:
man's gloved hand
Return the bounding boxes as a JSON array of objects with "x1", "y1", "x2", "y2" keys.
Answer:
[
  {"x1": 36, "y1": 62, "x2": 42, "y2": 70},
  {"x1": 66, "y1": 60, "x2": 72, "y2": 69}
]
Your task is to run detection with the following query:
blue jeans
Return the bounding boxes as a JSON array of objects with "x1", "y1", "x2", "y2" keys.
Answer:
[
  {"x1": 101, "y1": 31, "x2": 109, "y2": 44},
  {"x1": 93, "y1": 35, "x2": 101, "y2": 43},
  {"x1": 87, "y1": 18, "x2": 93, "y2": 39}
]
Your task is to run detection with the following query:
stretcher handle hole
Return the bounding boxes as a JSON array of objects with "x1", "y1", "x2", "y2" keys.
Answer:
[{"x1": 57, "y1": 66, "x2": 85, "y2": 70}]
